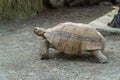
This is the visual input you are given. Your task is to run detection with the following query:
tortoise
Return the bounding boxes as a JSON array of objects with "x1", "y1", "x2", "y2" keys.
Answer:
[{"x1": 34, "y1": 22, "x2": 108, "y2": 63}]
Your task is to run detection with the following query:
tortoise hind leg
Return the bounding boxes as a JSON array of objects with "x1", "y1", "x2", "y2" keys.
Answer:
[
  {"x1": 91, "y1": 50, "x2": 108, "y2": 63},
  {"x1": 40, "y1": 39, "x2": 49, "y2": 59}
]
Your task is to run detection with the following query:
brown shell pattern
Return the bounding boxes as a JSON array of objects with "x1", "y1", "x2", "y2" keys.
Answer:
[{"x1": 44, "y1": 23, "x2": 105, "y2": 54}]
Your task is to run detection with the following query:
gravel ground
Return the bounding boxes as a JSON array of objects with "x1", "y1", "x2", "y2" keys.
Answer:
[{"x1": 0, "y1": 5, "x2": 120, "y2": 80}]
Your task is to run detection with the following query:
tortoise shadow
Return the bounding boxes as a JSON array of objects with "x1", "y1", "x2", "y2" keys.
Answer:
[{"x1": 50, "y1": 52, "x2": 99, "y2": 63}]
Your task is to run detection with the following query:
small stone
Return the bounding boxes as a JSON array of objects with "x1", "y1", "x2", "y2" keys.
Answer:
[
  {"x1": 8, "y1": 70, "x2": 16, "y2": 74},
  {"x1": 29, "y1": 72, "x2": 35, "y2": 76}
]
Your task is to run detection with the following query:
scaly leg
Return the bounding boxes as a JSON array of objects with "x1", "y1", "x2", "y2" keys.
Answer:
[
  {"x1": 91, "y1": 50, "x2": 108, "y2": 63},
  {"x1": 40, "y1": 39, "x2": 49, "y2": 59}
]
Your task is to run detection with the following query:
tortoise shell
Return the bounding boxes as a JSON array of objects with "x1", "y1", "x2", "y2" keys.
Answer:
[{"x1": 44, "y1": 22, "x2": 105, "y2": 54}]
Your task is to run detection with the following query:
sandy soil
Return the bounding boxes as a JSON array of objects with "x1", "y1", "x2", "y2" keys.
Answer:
[{"x1": 0, "y1": 5, "x2": 120, "y2": 80}]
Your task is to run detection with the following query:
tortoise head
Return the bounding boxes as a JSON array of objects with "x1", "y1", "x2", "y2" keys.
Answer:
[{"x1": 34, "y1": 27, "x2": 46, "y2": 36}]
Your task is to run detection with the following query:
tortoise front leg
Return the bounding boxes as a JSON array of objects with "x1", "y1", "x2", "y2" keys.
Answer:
[
  {"x1": 91, "y1": 50, "x2": 108, "y2": 63},
  {"x1": 40, "y1": 39, "x2": 49, "y2": 59}
]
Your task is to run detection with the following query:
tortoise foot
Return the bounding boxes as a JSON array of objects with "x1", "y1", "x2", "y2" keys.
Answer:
[
  {"x1": 91, "y1": 50, "x2": 108, "y2": 64},
  {"x1": 98, "y1": 58, "x2": 108, "y2": 64},
  {"x1": 41, "y1": 54, "x2": 49, "y2": 60}
]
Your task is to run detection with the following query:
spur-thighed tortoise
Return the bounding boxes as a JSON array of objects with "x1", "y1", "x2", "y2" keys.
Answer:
[{"x1": 34, "y1": 22, "x2": 107, "y2": 63}]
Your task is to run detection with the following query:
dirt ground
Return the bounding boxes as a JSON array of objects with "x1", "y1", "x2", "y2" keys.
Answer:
[{"x1": 0, "y1": 5, "x2": 120, "y2": 80}]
